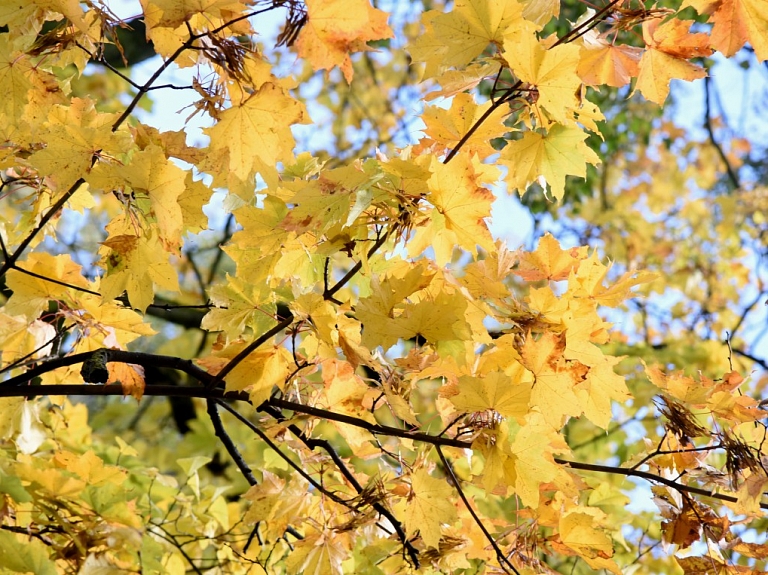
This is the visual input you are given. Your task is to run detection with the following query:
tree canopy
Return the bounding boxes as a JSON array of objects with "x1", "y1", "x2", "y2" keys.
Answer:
[{"x1": 1, "y1": 0, "x2": 768, "y2": 573}]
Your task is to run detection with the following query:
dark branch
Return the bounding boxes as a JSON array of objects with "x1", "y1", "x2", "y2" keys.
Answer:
[{"x1": 207, "y1": 399, "x2": 258, "y2": 485}]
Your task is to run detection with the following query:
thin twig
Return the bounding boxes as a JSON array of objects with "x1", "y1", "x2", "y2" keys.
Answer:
[
  {"x1": 0, "y1": 177, "x2": 86, "y2": 279},
  {"x1": 216, "y1": 400, "x2": 353, "y2": 507},
  {"x1": 0, "y1": 323, "x2": 74, "y2": 375},
  {"x1": 437, "y1": 446, "x2": 520, "y2": 575},
  {"x1": 8, "y1": 265, "x2": 101, "y2": 296},
  {"x1": 324, "y1": 226, "x2": 395, "y2": 300},
  {"x1": 258, "y1": 403, "x2": 420, "y2": 567},
  {"x1": 207, "y1": 315, "x2": 294, "y2": 389}
]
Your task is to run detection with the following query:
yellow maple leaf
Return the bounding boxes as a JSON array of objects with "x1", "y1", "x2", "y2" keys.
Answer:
[
  {"x1": 107, "y1": 362, "x2": 145, "y2": 401},
  {"x1": 401, "y1": 468, "x2": 458, "y2": 549},
  {"x1": 568, "y1": 251, "x2": 658, "y2": 307},
  {"x1": 515, "y1": 232, "x2": 589, "y2": 281},
  {"x1": 144, "y1": 0, "x2": 248, "y2": 29},
  {"x1": 30, "y1": 98, "x2": 131, "y2": 193},
  {"x1": 409, "y1": 0, "x2": 533, "y2": 79},
  {"x1": 118, "y1": 144, "x2": 186, "y2": 249},
  {"x1": 0, "y1": 35, "x2": 60, "y2": 121},
  {"x1": 285, "y1": 530, "x2": 349, "y2": 575},
  {"x1": 295, "y1": 0, "x2": 393, "y2": 82},
  {"x1": 451, "y1": 371, "x2": 532, "y2": 420},
  {"x1": 424, "y1": 61, "x2": 501, "y2": 101},
  {"x1": 521, "y1": 0, "x2": 560, "y2": 26},
  {"x1": 502, "y1": 39, "x2": 581, "y2": 124},
  {"x1": 197, "y1": 343, "x2": 291, "y2": 406},
  {"x1": 358, "y1": 285, "x2": 471, "y2": 350},
  {"x1": 178, "y1": 173, "x2": 212, "y2": 233},
  {"x1": 501, "y1": 124, "x2": 600, "y2": 201},
  {"x1": 520, "y1": 331, "x2": 585, "y2": 427},
  {"x1": 460, "y1": 241, "x2": 517, "y2": 301},
  {"x1": 420, "y1": 93, "x2": 510, "y2": 160},
  {"x1": 321, "y1": 359, "x2": 377, "y2": 450},
  {"x1": 243, "y1": 471, "x2": 310, "y2": 538},
  {"x1": 201, "y1": 274, "x2": 276, "y2": 340},
  {"x1": 575, "y1": 357, "x2": 631, "y2": 429},
  {"x1": 74, "y1": 294, "x2": 156, "y2": 349},
  {"x1": 279, "y1": 163, "x2": 372, "y2": 234},
  {"x1": 99, "y1": 221, "x2": 180, "y2": 313},
  {"x1": 408, "y1": 154, "x2": 498, "y2": 266},
  {"x1": 203, "y1": 83, "x2": 308, "y2": 184},
  {"x1": 508, "y1": 411, "x2": 569, "y2": 507},
  {"x1": 558, "y1": 511, "x2": 617, "y2": 567},
  {"x1": 633, "y1": 20, "x2": 710, "y2": 105},
  {"x1": 0, "y1": 315, "x2": 54, "y2": 366},
  {"x1": 5, "y1": 253, "x2": 91, "y2": 320}
]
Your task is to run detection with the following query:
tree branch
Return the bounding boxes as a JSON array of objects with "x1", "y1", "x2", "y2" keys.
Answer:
[
  {"x1": 0, "y1": 349, "x2": 217, "y2": 388},
  {"x1": 207, "y1": 399, "x2": 258, "y2": 485},
  {"x1": 556, "y1": 458, "x2": 768, "y2": 511},
  {"x1": 704, "y1": 75, "x2": 740, "y2": 189}
]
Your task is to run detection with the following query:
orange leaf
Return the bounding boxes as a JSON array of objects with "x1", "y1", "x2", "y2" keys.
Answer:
[
  {"x1": 295, "y1": 0, "x2": 393, "y2": 82},
  {"x1": 578, "y1": 32, "x2": 642, "y2": 87},
  {"x1": 684, "y1": 0, "x2": 768, "y2": 60},
  {"x1": 108, "y1": 362, "x2": 146, "y2": 401}
]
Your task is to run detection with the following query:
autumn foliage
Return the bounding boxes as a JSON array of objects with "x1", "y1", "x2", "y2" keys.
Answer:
[{"x1": 1, "y1": 0, "x2": 768, "y2": 573}]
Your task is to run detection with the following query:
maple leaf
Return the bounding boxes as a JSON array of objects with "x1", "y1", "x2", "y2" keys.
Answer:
[
  {"x1": 502, "y1": 39, "x2": 582, "y2": 125},
  {"x1": 683, "y1": 0, "x2": 768, "y2": 60},
  {"x1": 202, "y1": 83, "x2": 308, "y2": 184},
  {"x1": 243, "y1": 471, "x2": 311, "y2": 538},
  {"x1": 107, "y1": 362, "x2": 146, "y2": 401},
  {"x1": 515, "y1": 232, "x2": 589, "y2": 281},
  {"x1": 568, "y1": 251, "x2": 658, "y2": 307},
  {"x1": 400, "y1": 468, "x2": 458, "y2": 549},
  {"x1": 575, "y1": 357, "x2": 631, "y2": 429},
  {"x1": 409, "y1": 0, "x2": 534, "y2": 78},
  {"x1": 424, "y1": 61, "x2": 501, "y2": 101},
  {"x1": 98, "y1": 221, "x2": 180, "y2": 313},
  {"x1": 507, "y1": 411, "x2": 569, "y2": 507},
  {"x1": 0, "y1": 529, "x2": 57, "y2": 575},
  {"x1": 0, "y1": 35, "x2": 62, "y2": 121},
  {"x1": 280, "y1": 163, "x2": 373, "y2": 234},
  {"x1": 198, "y1": 343, "x2": 291, "y2": 405},
  {"x1": 559, "y1": 510, "x2": 615, "y2": 560},
  {"x1": 0, "y1": 315, "x2": 55, "y2": 366},
  {"x1": 143, "y1": 0, "x2": 249, "y2": 30},
  {"x1": 407, "y1": 154, "x2": 498, "y2": 266},
  {"x1": 202, "y1": 274, "x2": 276, "y2": 340},
  {"x1": 30, "y1": 98, "x2": 132, "y2": 193},
  {"x1": 5, "y1": 253, "x2": 91, "y2": 320},
  {"x1": 451, "y1": 371, "x2": 532, "y2": 421},
  {"x1": 285, "y1": 530, "x2": 349, "y2": 575},
  {"x1": 460, "y1": 241, "x2": 518, "y2": 300},
  {"x1": 501, "y1": 123, "x2": 600, "y2": 201},
  {"x1": 295, "y1": 0, "x2": 393, "y2": 82},
  {"x1": 633, "y1": 19, "x2": 712, "y2": 105},
  {"x1": 116, "y1": 144, "x2": 187, "y2": 249},
  {"x1": 420, "y1": 93, "x2": 510, "y2": 159},
  {"x1": 520, "y1": 331, "x2": 585, "y2": 427},
  {"x1": 578, "y1": 31, "x2": 642, "y2": 87}
]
